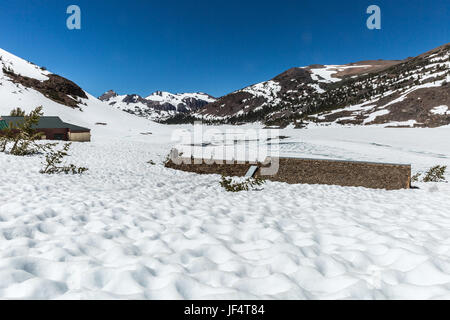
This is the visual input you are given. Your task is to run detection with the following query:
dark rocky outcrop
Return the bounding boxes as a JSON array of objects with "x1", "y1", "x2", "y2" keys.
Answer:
[
  {"x1": 98, "y1": 90, "x2": 118, "y2": 101},
  {"x1": 3, "y1": 68, "x2": 87, "y2": 109}
]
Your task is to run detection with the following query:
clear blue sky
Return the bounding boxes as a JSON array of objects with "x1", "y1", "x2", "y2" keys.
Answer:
[{"x1": 1, "y1": 0, "x2": 448, "y2": 98}]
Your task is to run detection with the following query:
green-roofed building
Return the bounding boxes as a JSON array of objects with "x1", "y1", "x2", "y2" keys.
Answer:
[
  {"x1": 0, "y1": 116, "x2": 91, "y2": 142},
  {"x1": 0, "y1": 118, "x2": 8, "y2": 130}
]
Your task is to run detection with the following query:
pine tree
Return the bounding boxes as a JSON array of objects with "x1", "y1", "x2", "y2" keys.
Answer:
[
  {"x1": 9, "y1": 107, "x2": 26, "y2": 116},
  {"x1": 9, "y1": 106, "x2": 46, "y2": 156}
]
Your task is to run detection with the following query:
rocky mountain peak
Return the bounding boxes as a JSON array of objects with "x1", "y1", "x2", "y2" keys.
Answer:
[{"x1": 98, "y1": 90, "x2": 118, "y2": 101}]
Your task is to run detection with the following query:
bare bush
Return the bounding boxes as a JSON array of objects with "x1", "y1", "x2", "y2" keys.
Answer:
[
  {"x1": 411, "y1": 172, "x2": 422, "y2": 183},
  {"x1": 40, "y1": 143, "x2": 88, "y2": 175}
]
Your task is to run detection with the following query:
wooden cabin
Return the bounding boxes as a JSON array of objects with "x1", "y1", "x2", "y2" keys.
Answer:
[{"x1": 0, "y1": 116, "x2": 91, "y2": 142}]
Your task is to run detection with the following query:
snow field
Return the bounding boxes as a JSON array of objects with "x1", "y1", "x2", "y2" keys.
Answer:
[
  {"x1": 2, "y1": 45, "x2": 450, "y2": 299},
  {"x1": 1, "y1": 126, "x2": 450, "y2": 299}
]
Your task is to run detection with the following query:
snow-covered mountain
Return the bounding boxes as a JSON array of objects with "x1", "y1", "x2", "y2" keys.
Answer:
[
  {"x1": 1, "y1": 43, "x2": 448, "y2": 130},
  {"x1": 0, "y1": 48, "x2": 156, "y2": 139},
  {"x1": 190, "y1": 43, "x2": 450, "y2": 128},
  {"x1": 99, "y1": 89, "x2": 215, "y2": 121}
]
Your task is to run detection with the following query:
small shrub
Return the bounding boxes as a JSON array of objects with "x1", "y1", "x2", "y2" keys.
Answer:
[
  {"x1": 411, "y1": 172, "x2": 422, "y2": 183},
  {"x1": 220, "y1": 175, "x2": 266, "y2": 192},
  {"x1": 147, "y1": 160, "x2": 156, "y2": 165},
  {"x1": 422, "y1": 165, "x2": 447, "y2": 183},
  {"x1": 40, "y1": 143, "x2": 88, "y2": 175},
  {"x1": 413, "y1": 165, "x2": 448, "y2": 183}
]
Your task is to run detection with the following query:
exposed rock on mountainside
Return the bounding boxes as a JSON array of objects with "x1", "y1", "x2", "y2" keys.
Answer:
[
  {"x1": 98, "y1": 90, "x2": 118, "y2": 101},
  {"x1": 2, "y1": 66, "x2": 87, "y2": 109},
  {"x1": 99, "y1": 90, "x2": 216, "y2": 121},
  {"x1": 0, "y1": 47, "x2": 154, "y2": 135},
  {"x1": 181, "y1": 43, "x2": 449, "y2": 128},
  {"x1": 1, "y1": 43, "x2": 448, "y2": 128}
]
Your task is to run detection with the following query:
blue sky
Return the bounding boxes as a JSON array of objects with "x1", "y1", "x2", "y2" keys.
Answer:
[{"x1": 0, "y1": 0, "x2": 448, "y2": 98}]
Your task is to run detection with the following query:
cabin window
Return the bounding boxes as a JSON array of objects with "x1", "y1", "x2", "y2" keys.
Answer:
[{"x1": 54, "y1": 134, "x2": 65, "y2": 140}]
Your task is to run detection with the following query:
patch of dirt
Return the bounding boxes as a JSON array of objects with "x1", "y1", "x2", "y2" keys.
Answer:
[{"x1": 333, "y1": 60, "x2": 403, "y2": 79}]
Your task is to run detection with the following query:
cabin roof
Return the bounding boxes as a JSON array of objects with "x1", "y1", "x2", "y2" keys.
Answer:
[{"x1": 0, "y1": 116, "x2": 90, "y2": 132}]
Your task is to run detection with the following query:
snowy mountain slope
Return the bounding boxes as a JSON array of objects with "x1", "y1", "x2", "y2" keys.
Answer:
[
  {"x1": 99, "y1": 89, "x2": 215, "y2": 121},
  {"x1": 190, "y1": 43, "x2": 450, "y2": 128},
  {"x1": 146, "y1": 91, "x2": 215, "y2": 108},
  {"x1": 0, "y1": 48, "x2": 51, "y2": 81},
  {"x1": 0, "y1": 48, "x2": 158, "y2": 139}
]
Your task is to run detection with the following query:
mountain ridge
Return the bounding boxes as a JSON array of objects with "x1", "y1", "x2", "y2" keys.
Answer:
[
  {"x1": 1, "y1": 43, "x2": 449, "y2": 129},
  {"x1": 170, "y1": 43, "x2": 450, "y2": 128},
  {"x1": 98, "y1": 89, "x2": 216, "y2": 121}
]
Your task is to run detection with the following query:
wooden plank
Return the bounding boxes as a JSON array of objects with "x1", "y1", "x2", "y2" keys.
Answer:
[{"x1": 245, "y1": 165, "x2": 258, "y2": 178}]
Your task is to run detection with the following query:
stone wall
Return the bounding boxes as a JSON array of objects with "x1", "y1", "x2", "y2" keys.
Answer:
[{"x1": 165, "y1": 156, "x2": 411, "y2": 190}]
